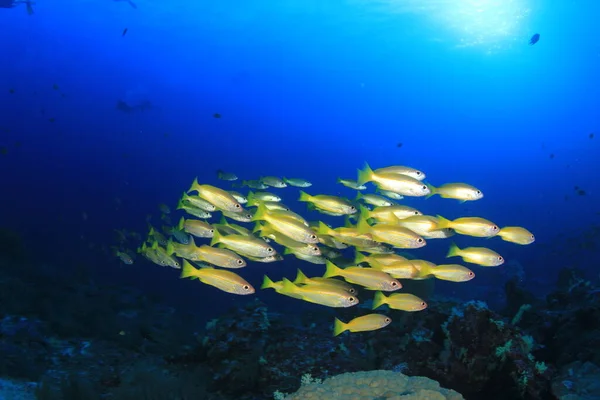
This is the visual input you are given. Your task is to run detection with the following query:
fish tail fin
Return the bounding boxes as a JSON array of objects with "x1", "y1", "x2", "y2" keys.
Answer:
[
  {"x1": 298, "y1": 190, "x2": 311, "y2": 202},
  {"x1": 425, "y1": 183, "x2": 437, "y2": 199},
  {"x1": 252, "y1": 222, "x2": 264, "y2": 234},
  {"x1": 359, "y1": 204, "x2": 371, "y2": 220},
  {"x1": 283, "y1": 247, "x2": 294, "y2": 256},
  {"x1": 354, "y1": 251, "x2": 367, "y2": 265},
  {"x1": 178, "y1": 217, "x2": 185, "y2": 231},
  {"x1": 436, "y1": 215, "x2": 451, "y2": 229},
  {"x1": 187, "y1": 177, "x2": 200, "y2": 194},
  {"x1": 210, "y1": 229, "x2": 223, "y2": 247},
  {"x1": 372, "y1": 291, "x2": 387, "y2": 309},
  {"x1": 323, "y1": 260, "x2": 342, "y2": 278},
  {"x1": 356, "y1": 163, "x2": 374, "y2": 186},
  {"x1": 251, "y1": 203, "x2": 268, "y2": 222},
  {"x1": 281, "y1": 278, "x2": 298, "y2": 294},
  {"x1": 180, "y1": 259, "x2": 198, "y2": 279},
  {"x1": 447, "y1": 242, "x2": 461, "y2": 258},
  {"x1": 317, "y1": 221, "x2": 334, "y2": 236},
  {"x1": 356, "y1": 212, "x2": 371, "y2": 234},
  {"x1": 166, "y1": 239, "x2": 175, "y2": 256},
  {"x1": 261, "y1": 275, "x2": 275, "y2": 290},
  {"x1": 293, "y1": 269, "x2": 309, "y2": 284},
  {"x1": 333, "y1": 318, "x2": 347, "y2": 337}
]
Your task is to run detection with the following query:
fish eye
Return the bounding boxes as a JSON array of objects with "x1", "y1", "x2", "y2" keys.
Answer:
[
  {"x1": 384, "y1": 318, "x2": 391, "y2": 323},
  {"x1": 421, "y1": 302, "x2": 426, "y2": 307},
  {"x1": 312, "y1": 247, "x2": 318, "y2": 251},
  {"x1": 348, "y1": 297, "x2": 355, "y2": 302},
  {"x1": 416, "y1": 171, "x2": 421, "y2": 175},
  {"x1": 498, "y1": 257, "x2": 503, "y2": 261},
  {"x1": 243, "y1": 285, "x2": 250, "y2": 290},
  {"x1": 468, "y1": 272, "x2": 475, "y2": 277},
  {"x1": 310, "y1": 234, "x2": 317, "y2": 240},
  {"x1": 267, "y1": 247, "x2": 274, "y2": 253},
  {"x1": 349, "y1": 289, "x2": 357, "y2": 294},
  {"x1": 160, "y1": 261, "x2": 166, "y2": 265},
  {"x1": 391, "y1": 281, "x2": 398, "y2": 286},
  {"x1": 414, "y1": 211, "x2": 419, "y2": 215},
  {"x1": 476, "y1": 190, "x2": 481, "y2": 194},
  {"x1": 417, "y1": 238, "x2": 424, "y2": 243},
  {"x1": 236, "y1": 259, "x2": 244, "y2": 265},
  {"x1": 175, "y1": 262, "x2": 180, "y2": 267},
  {"x1": 422, "y1": 185, "x2": 427, "y2": 190},
  {"x1": 210, "y1": 229, "x2": 215, "y2": 233},
  {"x1": 350, "y1": 206, "x2": 356, "y2": 210},
  {"x1": 492, "y1": 226, "x2": 499, "y2": 231},
  {"x1": 235, "y1": 204, "x2": 241, "y2": 208},
  {"x1": 530, "y1": 235, "x2": 535, "y2": 239}
]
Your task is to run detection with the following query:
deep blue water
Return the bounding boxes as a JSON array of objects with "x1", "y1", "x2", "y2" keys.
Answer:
[{"x1": 1, "y1": 0, "x2": 599, "y2": 320}]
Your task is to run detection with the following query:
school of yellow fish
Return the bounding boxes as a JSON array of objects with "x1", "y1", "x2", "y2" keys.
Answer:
[{"x1": 136, "y1": 164, "x2": 535, "y2": 336}]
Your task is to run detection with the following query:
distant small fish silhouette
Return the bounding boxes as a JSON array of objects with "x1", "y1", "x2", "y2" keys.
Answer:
[
  {"x1": 122, "y1": 28, "x2": 128, "y2": 37},
  {"x1": 590, "y1": 133, "x2": 594, "y2": 139},
  {"x1": 397, "y1": 142, "x2": 403, "y2": 148},
  {"x1": 213, "y1": 113, "x2": 221, "y2": 119},
  {"x1": 529, "y1": 33, "x2": 540, "y2": 45}
]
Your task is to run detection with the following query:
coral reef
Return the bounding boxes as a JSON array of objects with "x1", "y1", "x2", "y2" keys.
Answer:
[{"x1": 284, "y1": 370, "x2": 463, "y2": 399}]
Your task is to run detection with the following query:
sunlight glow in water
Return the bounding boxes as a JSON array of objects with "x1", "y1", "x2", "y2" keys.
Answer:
[{"x1": 368, "y1": 0, "x2": 532, "y2": 52}]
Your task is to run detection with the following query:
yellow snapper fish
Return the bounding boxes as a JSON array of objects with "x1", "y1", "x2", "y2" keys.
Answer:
[
  {"x1": 361, "y1": 205, "x2": 422, "y2": 223},
  {"x1": 261, "y1": 275, "x2": 303, "y2": 299},
  {"x1": 260, "y1": 176, "x2": 287, "y2": 188},
  {"x1": 180, "y1": 260, "x2": 254, "y2": 295},
  {"x1": 355, "y1": 251, "x2": 408, "y2": 265},
  {"x1": 180, "y1": 192, "x2": 217, "y2": 212},
  {"x1": 115, "y1": 250, "x2": 134, "y2": 265},
  {"x1": 299, "y1": 191, "x2": 357, "y2": 215},
  {"x1": 317, "y1": 233, "x2": 349, "y2": 249},
  {"x1": 317, "y1": 222, "x2": 378, "y2": 248},
  {"x1": 253, "y1": 205, "x2": 317, "y2": 244},
  {"x1": 216, "y1": 170, "x2": 238, "y2": 181},
  {"x1": 372, "y1": 291, "x2": 427, "y2": 311},
  {"x1": 240, "y1": 179, "x2": 268, "y2": 190},
  {"x1": 293, "y1": 269, "x2": 357, "y2": 294},
  {"x1": 283, "y1": 177, "x2": 312, "y2": 187},
  {"x1": 324, "y1": 261, "x2": 402, "y2": 291},
  {"x1": 333, "y1": 314, "x2": 392, "y2": 336},
  {"x1": 357, "y1": 163, "x2": 430, "y2": 196},
  {"x1": 356, "y1": 217, "x2": 426, "y2": 249},
  {"x1": 355, "y1": 193, "x2": 394, "y2": 207},
  {"x1": 245, "y1": 254, "x2": 283, "y2": 263},
  {"x1": 222, "y1": 209, "x2": 254, "y2": 223},
  {"x1": 148, "y1": 226, "x2": 168, "y2": 246},
  {"x1": 447, "y1": 243, "x2": 504, "y2": 267},
  {"x1": 427, "y1": 264, "x2": 475, "y2": 282},
  {"x1": 497, "y1": 226, "x2": 535, "y2": 245},
  {"x1": 177, "y1": 200, "x2": 212, "y2": 219},
  {"x1": 149, "y1": 241, "x2": 181, "y2": 269},
  {"x1": 167, "y1": 238, "x2": 246, "y2": 268},
  {"x1": 248, "y1": 191, "x2": 282, "y2": 202},
  {"x1": 395, "y1": 215, "x2": 443, "y2": 237},
  {"x1": 228, "y1": 191, "x2": 248, "y2": 204},
  {"x1": 187, "y1": 178, "x2": 243, "y2": 213},
  {"x1": 337, "y1": 178, "x2": 367, "y2": 190},
  {"x1": 210, "y1": 229, "x2": 276, "y2": 258},
  {"x1": 255, "y1": 224, "x2": 321, "y2": 256},
  {"x1": 374, "y1": 165, "x2": 426, "y2": 181},
  {"x1": 215, "y1": 216, "x2": 252, "y2": 236},
  {"x1": 436, "y1": 215, "x2": 499, "y2": 238},
  {"x1": 376, "y1": 188, "x2": 404, "y2": 200},
  {"x1": 285, "y1": 249, "x2": 326, "y2": 264},
  {"x1": 354, "y1": 252, "x2": 417, "y2": 279},
  {"x1": 280, "y1": 278, "x2": 359, "y2": 308},
  {"x1": 247, "y1": 198, "x2": 290, "y2": 211},
  {"x1": 427, "y1": 182, "x2": 483, "y2": 202},
  {"x1": 159, "y1": 203, "x2": 171, "y2": 214},
  {"x1": 356, "y1": 243, "x2": 395, "y2": 254}
]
